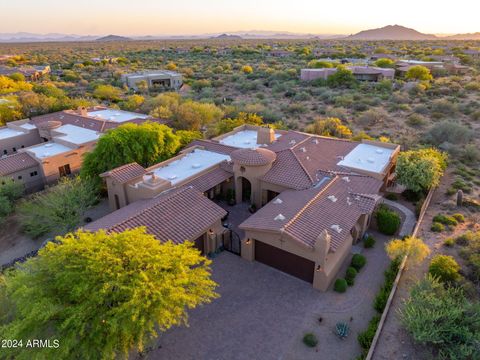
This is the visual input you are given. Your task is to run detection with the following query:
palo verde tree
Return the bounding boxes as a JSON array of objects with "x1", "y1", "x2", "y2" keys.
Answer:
[
  {"x1": 405, "y1": 65, "x2": 433, "y2": 81},
  {"x1": 395, "y1": 148, "x2": 447, "y2": 193},
  {"x1": 0, "y1": 227, "x2": 218, "y2": 360},
  {"x1": 81, "y1": 122, "x2": 180, "y2": 183}
]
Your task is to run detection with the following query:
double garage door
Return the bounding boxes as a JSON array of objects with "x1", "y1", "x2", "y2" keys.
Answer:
[{"x1": 255, "y1": 240, "x2": 315, "y2": 283}]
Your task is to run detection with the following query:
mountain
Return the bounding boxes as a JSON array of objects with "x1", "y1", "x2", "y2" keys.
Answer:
[
  {"x1": 96, "y1": 34, "x2": 131, "y2": 42},
  {"x1": 212, "y1": 33, "x2": 242, "y2": 40},
  {"x1": 346, "y1": 25, "x2": 437, "y2": 40},
  {"x1": 0, "y1": 32, "x2": 97, "y2": 42},
  {"x1": 445, "y1": 32, "x2": 480, "y2": 40}
]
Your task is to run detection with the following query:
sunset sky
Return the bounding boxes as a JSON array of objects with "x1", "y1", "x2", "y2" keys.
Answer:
[{"x1": 1, "y1": 0, "x2": 478, "y2": 35}]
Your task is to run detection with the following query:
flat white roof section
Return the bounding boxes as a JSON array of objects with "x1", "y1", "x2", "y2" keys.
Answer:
[
  {"x1": 18, "y1": 123, "x2": 36, "y2": 130},
  {"x1": 26, "y1": 142, "x2": 72, "y2": 158},
  {"x1": 87, "y1": 109, "x2": 149, "y2": 123},
  {"x1": 337, "y1": 144, "x2": 394, "y2": 174},
  {"x1": 219, "y1": 130, "x2": 281, "y2": 149},
  {"x1": 0, "y1": 127, "x2": 24, "y2": 140},
  {"x1": 54, "y1": 124, "x2": 99, "y2": 144},
  {"x1": 152, "y1": 149, "x2": 230, "y2": 185}
]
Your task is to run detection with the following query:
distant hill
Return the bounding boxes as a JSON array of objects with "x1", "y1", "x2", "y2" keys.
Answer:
[
  {"x1": 213, "y1": 33, "x2": 242, "y2": 40},
  {"x1": 347, "y1": 25, "x2": 437, "y2": 40},
  {"x1": 96, "y1": 34, "x2": 131, "y2": 42},
  {"x1": 445, "y1": 32, "x2": 480, "y2": 40}
]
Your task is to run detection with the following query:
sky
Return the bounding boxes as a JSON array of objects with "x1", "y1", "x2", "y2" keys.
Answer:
[{"x1": 1, "y1": 0, "x2": 478, "y2": 36}]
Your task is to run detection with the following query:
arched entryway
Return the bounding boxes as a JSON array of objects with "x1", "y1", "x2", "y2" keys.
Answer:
[{"x1": 236, "y1": 176, "x2": 252, "y2": 203}]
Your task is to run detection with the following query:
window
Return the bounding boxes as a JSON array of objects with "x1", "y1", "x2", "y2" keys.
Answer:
[
  {"x1": 30, "y1": 171, "x2": 38, "y2": 177},
  {"x1": 3, "y1": 150, "x2": 6, "y2": 155},
  {"x1": 58, "y1": 164, "x2": 71, "y2": 177},
  {"x1": 12, "y1": 147, "x2": 16, "y2": 152},
  {"x1": 17, "y1": 175, "x2": 22, "y2": 180}
]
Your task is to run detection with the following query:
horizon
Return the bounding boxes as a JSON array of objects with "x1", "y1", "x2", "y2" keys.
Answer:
[{"x1": 1, "y1": 0, "x2": 478, "y2": 36}]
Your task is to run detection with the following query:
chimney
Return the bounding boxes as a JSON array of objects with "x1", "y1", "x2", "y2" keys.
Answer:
[
  {"x1": 78, "y1": 106, "x2": 88, "y2": 117},
  {"x1": 257, "y1": 127, "x2": 275, "y2": 145},
  {"x1": 314, "y1": 229, "x2": 331, "y2": 269}
]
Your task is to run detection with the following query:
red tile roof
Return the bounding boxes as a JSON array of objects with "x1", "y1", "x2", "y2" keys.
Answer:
[
  {"x1": 0, "y1": 152, "x2": 38, "y2": 176},
  {"x1": 84, "y1": 186, "x2": 227, "y2": 244},
  {"x1": 100, "y1": 162, "x2": 146, "y2": 184},
  {"x1": 230, "y1": 148, "x2": 276, "y2": 166},
  {"x1": 188, "y1": 139, "x2": 237, "y2": 155},
  {"x1": 186, "y1": 166, "x2": 233, "y2": 193}
]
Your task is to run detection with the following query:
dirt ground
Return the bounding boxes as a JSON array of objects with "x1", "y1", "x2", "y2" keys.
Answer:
[{"x1": 372, "y1": 167, "x2": 479, "y2": 360}]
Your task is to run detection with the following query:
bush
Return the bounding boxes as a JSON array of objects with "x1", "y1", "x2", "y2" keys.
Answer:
[
  {"x1": 302, "y1": 333, "x2": 318, "y2": 347},
  {"x1": 431, "y1": 222, "x2": 445, "y2": 232},
  {"x1": 357, "y1": 315, "x2": 381, "y2": 350},
  {"x1": 376, "y1": 205, "x2": 401, "y2": 235},
  {"x1": 429, "y1": 255, "x2": 461, "y2": 282},
  {"x1": 351, "y1": 254, "x2": 367, "y2": 271},
  {"x1": 364, "y1": 235, "x2": 376, "y2": 248},
  {"x1": 432, "y1": 214, "x2": 458, "y2": 226},
  {"x1": 452, "y1": 213, "x2": 465, "y2": 223},
  {"x1": 443, "y1": 238, "x2": 455, "y2": 247},
  {"x1": 384, "y1": 193, "x2": 398, "y2": 201},
  {"x1": 334, "y1": 278, "x2": 348, "y2": 293},
  {"x1": 345, "y1": 267, "x2": 358, "y2": 286}
]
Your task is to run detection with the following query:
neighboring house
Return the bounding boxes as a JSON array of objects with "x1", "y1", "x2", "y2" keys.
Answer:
[
  {"x1": 121, "y1": 70, "x2": 183, "y2": 91},
  {"x1": 396, "y1": 59, "x2": 470, "y2": 76},
  {"x1": 88, "y1": 125, "x2": 400, "y2": 291},
  {"x1": 301, "y1": 66, "x2": 395, "y2": 82},
  {"x1": 463, "y1": 49, "x2": 480, "y2": 58},
  {"x1": 370, "y1": 53, "x2": 398, "y2": 61},
  {"x1": 0, "y1": 106, "x2": 163, "y2": 192},
  {"x1": 0, "y1": 65, "x2": 50, "y2": 81}
]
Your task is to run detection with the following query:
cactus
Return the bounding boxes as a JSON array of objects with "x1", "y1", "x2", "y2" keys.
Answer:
[
  {"x1": 457, "y1": 190, "x2": 463, "y2": 207},
  {"x1": 335, "y1": 322, "x2": 350, "y2": 339}
]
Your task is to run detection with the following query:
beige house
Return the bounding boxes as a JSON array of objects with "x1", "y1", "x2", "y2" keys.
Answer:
[
  {"x1": 301, "y1": 66, "x2": 395, "y2": 82},
  {"x1": 121, "y1": 70, "x2": 183, "y2": 91},
  {"x1": 0, "y1": 107, "x2": 163, "y2": 192},
  {"x1": 89, "y1": 125, "x2": 400, "y2": 291}
]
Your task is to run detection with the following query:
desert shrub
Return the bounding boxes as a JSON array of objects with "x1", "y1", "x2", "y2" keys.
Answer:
[
  {"x1": 462, "y1": 144, "x2": 480, "y2": 164},
  {"x1": 431, "y1": 222, "x2": 445, "y2": 232},
  {"x1": 425, "y1": 120, "x2": 473, "y2": 146},
  {"x1": 432, "y1": 214, "x2": 458, "y2": 226},
  {"x1": 399, "y1": 275, "x2": 480, "y2": 359},
  {"x1": 406, "y1": 113, "x2": 427, "y2": 127},
  {"x1": 431, "y1": 99, "x2": 457, "y2": 115},
  {"x1": 384, "y1": 193, "x2": 398, "y2": 201},
  {"x1": 452, "y1": 213, "x2": 465, "y2": 223},
  {"x1": 358, "y1": 108, "x2": 386, "y2": 126},
  {"x1": 443, "y1": 238, "x2": 455, "y2": 247},
  {"x1": 302, "y1": 333, "x2": 318, "y2": 347},
  {"x1": 357, "y1": 315, "x2": 381, "y2": 351},
  {"x1": 334, "y1": 278, "x2": 348, "y2": 293},
  {"x1": 364, "y1": 235, "x2": 376, "y2": 248},
  {"x1": 455, "y1": 231, "x2": 475, "y2": 246},
  {"x1": 376, "y1": 205, "x2": 401, "y2": 235},
  {"x1": 429, "y1": 255, "x2": 461, "y2": 283},
  {"x1": 345, "y1": 267, "x2": 358, "y2": 286},
  {"x1": 351, "y1": 254, "x2": 367, "y2": 271}
]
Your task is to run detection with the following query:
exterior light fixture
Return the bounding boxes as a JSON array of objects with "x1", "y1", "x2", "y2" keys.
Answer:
[
  {"x1": 316, "y1": 265, "x2": 321, "y2": 272},
  {"x1": 246, "y1": 238, "x2": 251, "y2": 245}
]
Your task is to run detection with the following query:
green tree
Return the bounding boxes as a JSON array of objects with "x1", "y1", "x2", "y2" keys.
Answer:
[
  {"x1": 176, "y1": 130, "x2": 203, "y2": 148},
  {"x1": 0, "y1": 227, "x2": 218, "y2": 360},
  {"x1": 241, "y1": 65, "x2": 253, "y2": 74},
  {"x1": 307, "y1": 60, "x2": 333, "y2": 68},
  {"x1": 81, "y1": 122, "x2": 180, "y2": 182},
  {"x1": 172, "y1": 101, "x2": 224, "y2": 131},
  {"x1": 326, "y1": 66, "x2": 357, "y2": 88},
  {"x1": 306, "y1": 117, "x2": 352, "y2": 138},
  {"x1": 399, "y1": 275, "x2": 480, "y2": 359},
  {"x1": 428, "y1": 255, "x2": 461, "y2": 283},
  {"x1": 405, "y1": 65, "x2": 433, "y2": 81},
  {"x1": 395, "y1": 148, "x2": 447, "y2": 192},
  {"x1": 374, "y1": 58, "x2": 395, "y2": 68},
  {"x1": 210, "y1": 112, "x2": 263, "y2": 136},
  {"x1": 17, "y1": 177, "x2": 98, "y2": 238},
  {"x1": 119, "y1": 94, "x2": 144, "y2": 111},
  {"x1": 93, "y1": 84, "x2": 123, "y2": 102}
]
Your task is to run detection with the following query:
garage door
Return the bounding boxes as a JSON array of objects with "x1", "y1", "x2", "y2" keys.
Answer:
[{"x1": 255, "y1": 240, "x2": 315, "y2": 283}]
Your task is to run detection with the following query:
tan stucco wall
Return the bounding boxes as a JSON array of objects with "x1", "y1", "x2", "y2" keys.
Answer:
[
  {"x1": 0, "y1": 130, "x2": 42, "y2": 156},
  {"x1": 4, "y1": 165, "x2": 44, "y2": 192}
]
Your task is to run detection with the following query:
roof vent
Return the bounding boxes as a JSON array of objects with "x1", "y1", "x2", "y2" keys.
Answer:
[
  {"x1": 273, "y1": 198, "x2": 283, "y2": 204},
  {"x1": 313, "y1": 139, "x2": 319, "y2": 144},
  {"x1": 300, "y1": 147, "x2": 306, "y2": 153},
  {"x1": 306, "y1": 156, "x2": 310, "y2": 161},
  {"x1": 346, "y1": 197, "x2": 352, "y2": 206},
  {"x1": 192, "y1": 163, "x2": 202, "y2": 169},
  {"x1": 367, "y1": 157, "x2": 375, "y2": 163},
  {"x1": 375, "y1": 149, "x2": 384, "y2": 154},
  {"x1": 342, "y1": 176, "x2": 350, "y2": 182},
  {"x1": 327, "y1": 195, "x2": 338, "y2": 203},
  {"x1": 289, "y1": 140, "x2": 296, "y2": 145},
  {"x1": 274, "y1": 214, "x2": 286, "y2": 221},
  {"x1": 330, "y1": 224, "x2": 342, "y2": 233},
  {"x1": 45, "y1": 143, "x2": 53, "y2": 148},
  {"x1": 168, "y1": 175, "x2": 177, "y2": 180}
]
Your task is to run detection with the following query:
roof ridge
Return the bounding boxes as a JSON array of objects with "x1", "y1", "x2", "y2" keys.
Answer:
[
  {"x1": 287, "y1": 148, "x2": 315, "y2": 184},
  {"x1": 283, "y1": 175, "x2": 338, "y2": 230}
]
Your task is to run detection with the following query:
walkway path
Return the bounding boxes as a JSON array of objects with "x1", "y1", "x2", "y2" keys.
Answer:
[{"x1": 381, "y1": 199, "x2": 416, "y2": 237}]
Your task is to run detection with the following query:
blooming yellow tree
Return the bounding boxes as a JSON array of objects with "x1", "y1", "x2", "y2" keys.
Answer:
[
  {"x1": 385, "y1": 236, "x2": 430, "y2": 266},
  {"x1": 0, "y1": 228, "x2": 218, "y2": 360}
]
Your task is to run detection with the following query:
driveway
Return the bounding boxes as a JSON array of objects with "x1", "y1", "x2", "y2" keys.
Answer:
[{"x1": 146, "y1": 231, "x2": 391, "y2": 360}]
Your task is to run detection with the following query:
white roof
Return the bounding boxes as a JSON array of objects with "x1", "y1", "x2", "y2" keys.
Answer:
[
  {"x1": 0, "y1": 127, "x2": 24, "y2": 140},
  {"x1": 26, "y1": 142, "x2": 72, "y2": 159},
  {"x1": 337, "y1": 144, "x2": 394, "y2": 174},
  {"x1": 18, "y1": 123, "x2": 36, "y2": 130},
  {"x1": 54, "y1": 124, "x2": 99, "y2": 145},
  {"x1": 87, "y1": 109, "x2": 148, "y2": 123},
  {"x1": 219, "y1": 130, "x2": 281, "y2": 149},
  {"x1": 151, "y1": 149, "x2": 230, "y2": 185}
]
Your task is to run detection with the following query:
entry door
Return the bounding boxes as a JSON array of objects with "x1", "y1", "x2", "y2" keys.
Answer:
[{"x1": 255, "y1": 241, "x2": 315, "y2": 283}]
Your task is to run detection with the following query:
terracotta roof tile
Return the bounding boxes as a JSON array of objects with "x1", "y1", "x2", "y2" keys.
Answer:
[
  {"x1": 186, "y1": 166, "x2": 233, "y2": 192},
  {"x1": 188, "y1": 139, "x2": 237, "y2": 155},
  {"x1": 101, "y1": 162, "x2": 146, "y2": 183},
  {"x1": 0, "y1": 152, "x2": 38, "y2": 176},
  {"x1": 85, "y1": 186, "x2": 227, "y2": 244},
  {"x1": 230, "y1": 148, "x2": 276, "y2": 166}
]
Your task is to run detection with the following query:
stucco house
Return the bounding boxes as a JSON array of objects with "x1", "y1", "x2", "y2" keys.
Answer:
[
  {"x1": 87, "y1": 125, "x2": 400, "y2": 291},
  {"x1": 301, "y1": 66, "x2": 395, "y2": 82},
  {"x1": 0, "y1": 107, "x2": 164, "y2": 192}
]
